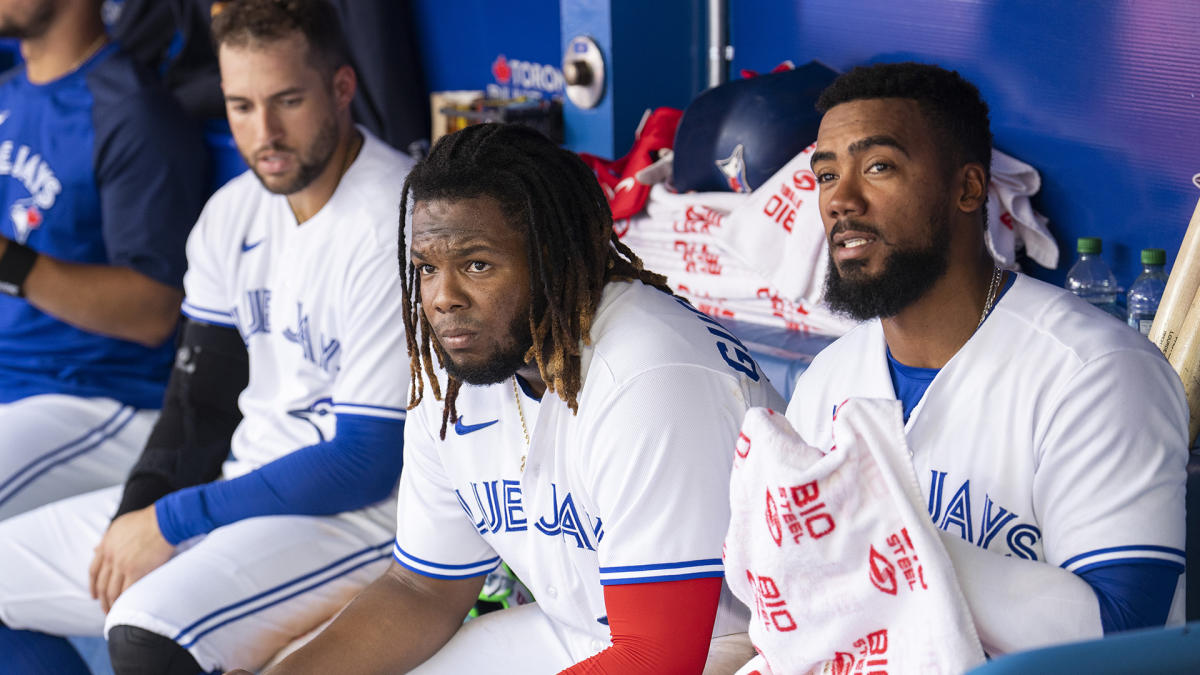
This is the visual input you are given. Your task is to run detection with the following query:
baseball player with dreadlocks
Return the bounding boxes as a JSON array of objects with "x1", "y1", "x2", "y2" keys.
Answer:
[{"x1": 249, "y1": 123, "x2": 783, "y2": 674}]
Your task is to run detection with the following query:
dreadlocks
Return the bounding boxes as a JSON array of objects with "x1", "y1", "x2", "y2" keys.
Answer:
[{"x1": 399, "y1": 123, "x2": 673, "y2": 438}]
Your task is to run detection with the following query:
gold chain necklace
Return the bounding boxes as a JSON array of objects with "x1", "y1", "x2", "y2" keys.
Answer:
[
  {"x1": 976, "y1": 266, "x2": 1003, "y2": 331},
  {"x1": 512, "y1": 376, "x2": 530, "y2": 472}
]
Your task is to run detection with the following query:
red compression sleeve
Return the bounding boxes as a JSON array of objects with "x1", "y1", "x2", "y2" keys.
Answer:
[{"x1": 561, "y1": 576, "x2": 722, "y2": 675}]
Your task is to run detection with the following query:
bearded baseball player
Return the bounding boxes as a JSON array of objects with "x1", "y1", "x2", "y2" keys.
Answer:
[
  {"x1": 0, "y1": 0, "x2": 207, "y2": 519},
  {"x1": 0, "y1": 1, "x2": 413, "y2": 673},
  {"x1": 784, "y1": 62, "x2": 1187, "y2": 655},
  {"x1": 242, "y1": 122, "x2": 783, "y2": 674}
]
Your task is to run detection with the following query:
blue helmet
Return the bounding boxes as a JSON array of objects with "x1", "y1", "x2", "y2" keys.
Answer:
[{"x1": 672, "y1": 61, "x2": 838, "y2": 193}]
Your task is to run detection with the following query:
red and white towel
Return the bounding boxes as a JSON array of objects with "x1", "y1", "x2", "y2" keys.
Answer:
[
  {"x1": 614, "y1": 147, "x2": 1054, "y2": 339},
  {"x1": 724, "y1": 401, "x2": 985, "y2": 675}
]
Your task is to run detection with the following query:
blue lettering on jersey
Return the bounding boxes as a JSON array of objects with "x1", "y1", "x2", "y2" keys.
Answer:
[
  {"x1": 282, "y1": 301, "x2": 342, "y2": 374},
  {"x1": 455, "y1": 479, "x2": 602, "y2": 550},
  {"x1": 456, "y1": 479, "x2": 529, "y2": 535},
  {"x1": 674, "y1": 297, "x2": 761, "y2": 381},
  {"x1": 927, "y1": 470, "x2": 947, "y2": 522},
  {"x1": 535, "y1": 483, "x2": 593, "y2": 550},
  {"x1": 980, "y1": 495, "x2": 1018, "y2": 549},
  {"x1": 1007, "y1": 524, "x2": 1042, "y2": 561},
  {"x1": 927, "y1": 470, "x2": 1041, "y2": 558},
  {"x1": 233, "y1": 288, "x2": 272, "y2": 338},
  {"x1": 0, "y1": 141, "x2": 61, "y2": 210},
  {"x1": 502, "y1": 479, "x2": 527, "y2": 530},
  {"x1": 456, "y1": 488, "x2": 488, "y2": 533},
  {"x1": 940, "y1": 480, "x2": 975, "y2": 543}
]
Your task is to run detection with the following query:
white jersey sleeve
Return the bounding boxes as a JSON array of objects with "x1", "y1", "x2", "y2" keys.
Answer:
[
  {"x1": 180, "y1": 194, "x2": 237, "y2": 328},
  {"x1": 583, "y1": 365, "x2": 747, "y2": 585},
  {"x1": 393, "y1": 399, "x2": 501, "y2": 579},
  {"x1": 1035, "y1": 347, "x2": 1188, "y2": 572},
  {"x1": 329, "y1": 225, "x2": 410, "y2": 423}
]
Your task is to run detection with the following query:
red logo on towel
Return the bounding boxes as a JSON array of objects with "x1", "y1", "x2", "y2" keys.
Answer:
[
  {"x1": 674, "y1": 205, "x2": 724, "y2": 234},
  {"x1": 868, "y1": 528, "x2": 927, "y2": 598},
  {"x1": 757, "y1": 287, "x2": 813, "y2": 334},
  {"x1": 765, "y1": 488, "x2": 783, "y2": 545},
  {"x1": 735, "y1": 431, "x2": 751, "y2": 459},
  {"x1": 868, "y1": 546, "x2": 898, "y2": 595},
  {"x1": 766, "y1": 481, "x2": 837, "y2": 547},
  {"x1": 793, "y1": 168, "x2": 817, "y2": 192},
  {"x1": 886, "y1": 527, "x2": 928, "y2": 592},
  {"x1": 674, "y1": 241, "x2": 723, "y2": 275},
  {"x1": 677, "y1": 285, "x2": 735, "y2": 319},
  {"x1": 847, "y1": 629, "x2": 890, "y2": 674},
  {"x1": 746, "y1": 570, "x2": 797, "y2": 633},
  {"x1": 828, "y1": 634, "x2": 890, "y2": 674},
  {"x1": 829, "y1": 652, "x2": 857, "y2": 675}
]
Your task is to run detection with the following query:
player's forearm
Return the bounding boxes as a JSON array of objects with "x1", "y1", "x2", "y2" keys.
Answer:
[
  {"x1": 938, "y1": 531, "x2": 1102, "y2": 655},
  {"x1": 20, "y1": 250, "x2": 182, "y2": 347},
  {"x1": 265, "y1": 562, "x2": 481, "y2": 674},
  {"x1": 155, "y1": 415, "x2": 403, "y2": 544},
  {"x1": 115, "y1": 319, "x2": 248, "y2": 519}
]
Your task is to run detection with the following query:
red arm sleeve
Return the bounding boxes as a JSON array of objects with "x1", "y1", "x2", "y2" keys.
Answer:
[{"x1": 561, "y1": 577, "x2": 722, "y2": 675}]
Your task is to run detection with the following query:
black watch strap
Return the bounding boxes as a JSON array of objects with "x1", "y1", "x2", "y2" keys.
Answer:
[{"x1": 0, "y1": 240, "x2": 37, "y2": 297}]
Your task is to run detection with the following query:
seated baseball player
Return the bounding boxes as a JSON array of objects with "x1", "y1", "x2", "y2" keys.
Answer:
[
  {"x1": 0, "y1": 1, "x2": 413, "y2": 673},
  {"x1": 782, "y1": 62, "x2": 1186, "y2": 654},
  {"x1": 238, "y1": 122, "x2": 784, "y2": 674},
  {"x1": 0, "y1": 0, "x2": 207, "y2": 519}
]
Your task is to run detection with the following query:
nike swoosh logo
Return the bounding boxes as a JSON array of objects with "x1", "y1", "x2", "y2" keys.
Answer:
[
  {"x1": 454, "y1": 416, "x2": 499, "y2": 435},
  {"x1": 241, "y1": 238, "x2": 264, "y2": 252}
]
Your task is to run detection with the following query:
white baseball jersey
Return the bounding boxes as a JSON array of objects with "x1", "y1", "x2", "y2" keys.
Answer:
[
  {"x1": 785, "y1": 273, "x2": 1187, "y2": 575},
  {"x1": 0, "y1": 130, "x2": 418, "y2": 673},
  {"x1": 394, "y1": 280, "x2": 785, "y2": 661},
  {"x1": 181, "y1": 127, "x2": 414, "y2": 475}
]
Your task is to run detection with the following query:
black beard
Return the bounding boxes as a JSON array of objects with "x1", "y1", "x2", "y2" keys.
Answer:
[
  {"x1": 0, "y1": 2, "x2": 55, "y2": 40},
  {"x1": 442, "y1": 312, "x2": 534, "y2": 386},
  {"x1": 822, "y1": 213, "x2": 951, "y2": 321}
]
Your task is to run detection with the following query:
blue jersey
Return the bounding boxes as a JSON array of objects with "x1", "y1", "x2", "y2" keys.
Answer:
[{"x1": 0, "y1": 43, "x2": 207, "y2": 409}]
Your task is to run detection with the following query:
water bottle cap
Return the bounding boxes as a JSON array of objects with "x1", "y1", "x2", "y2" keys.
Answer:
[
  {"x1": 1077, "y1": 237, "x2": 1102, "y2": 254},
  {"x1": 1141, "y1": 248, "x2": 1166, "y2": 265}
]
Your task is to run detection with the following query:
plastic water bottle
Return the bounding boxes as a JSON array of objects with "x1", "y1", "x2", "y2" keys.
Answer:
[
  {"x1": 1127, "y1": 248, "x2": 1168, "y2": 336},
  {"x1": 1065, "y1": 237, "x2": 1123, "y2": 319}
]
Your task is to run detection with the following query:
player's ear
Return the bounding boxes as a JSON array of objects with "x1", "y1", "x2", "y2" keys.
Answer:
[
  {"x1": 955, "y1": 162, "x2": 988, "y2": 215},
  {"x1": 331, "y1": 64, "x2": 357, "y2": 111}
]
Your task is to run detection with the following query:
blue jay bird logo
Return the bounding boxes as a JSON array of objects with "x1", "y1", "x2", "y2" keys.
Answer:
[
  {"x1": 288, "y1": 397, "x2": 335, "y2": 442},
  {"x1": 9, "y1": 196, "x2": 43, "y2": 243}
]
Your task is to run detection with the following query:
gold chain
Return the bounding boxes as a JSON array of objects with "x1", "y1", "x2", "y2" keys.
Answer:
[
  {"x1": 512, "y1": 376, "x2": 530, "y2": 472},
  {"x1": 976, "y1": 266, "x2": 1003, "y2": 331}
]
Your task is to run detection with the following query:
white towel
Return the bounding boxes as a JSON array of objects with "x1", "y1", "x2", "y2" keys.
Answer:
[
  {"x1": 986, "y1": 149, "x2": 1058, "y2": 270},
  {"x1": 618, "y1": 185, "x2": 859, "y2": 337},
  {"x1": 724, "y1": 401, "x2": 985, "y2": 675},
  {"x1": 705, "y1": 147, "x2": 1056, "y2": 303}
]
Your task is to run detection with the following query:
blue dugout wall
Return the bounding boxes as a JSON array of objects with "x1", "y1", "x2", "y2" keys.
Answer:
[{"x1": 414, "y1": 0, "x2": 1200, "y2": 289}]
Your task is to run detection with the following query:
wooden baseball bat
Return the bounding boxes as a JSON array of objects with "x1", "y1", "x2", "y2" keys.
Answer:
[
  {"x1": 1167, "y1": 288, "x2": 1200, "y2": 444},
  {"x1": 1149, "y1": 196, "x2": 1200, "y2": 359}
]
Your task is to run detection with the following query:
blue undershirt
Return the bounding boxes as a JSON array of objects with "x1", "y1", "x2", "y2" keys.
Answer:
[
  {"x1": 155, "y1": 414, "x2": 404, "y2": 544},
  {"x1": 885, "y1": 272, "x2": 1177, "y2": 633}
]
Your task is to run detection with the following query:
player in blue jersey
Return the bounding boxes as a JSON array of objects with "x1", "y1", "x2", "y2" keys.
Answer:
[
  {"x1": 0, "y1": 0, "x2": 207, "y2": 519},
  {"x1": 779, "y1": 63, "x2": 1187, "y2": 656},
  {"x1": 0, "y1": 1, "x2": 413, "y2": 673}
]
